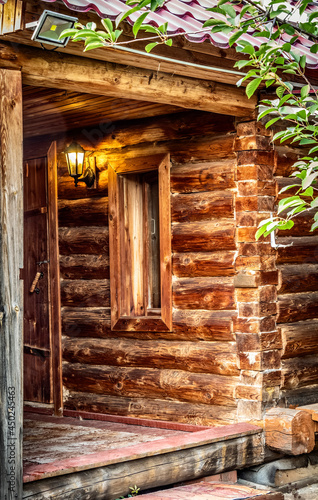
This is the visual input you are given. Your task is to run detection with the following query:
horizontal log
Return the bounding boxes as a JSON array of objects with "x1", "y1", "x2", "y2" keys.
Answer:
[
  {"x1": 58, "y1": 167, "x2": 108, "y2": 200},
  {"x1": 173, "y1": 310, "x2": 236, "y2": 341},
  {"x1": 63, "y1": 363, "x2": 239, "y2": 406},
  {"x1": 277, "y1": 292, "x2": 318, "y2": 323},
  {"x1": 94, "y1": 110, "x2": 235, "y2": 150},
  {"x1": 172, "y1": 251, "x2": 236, "y2": 277},
  {"x1": 172, "y1": 220, "x2": 236, "y2": 252},
  {"x1": 276, "y1": 236, "x2": 318, "y2": 265},
  {"x1": 60, "y1": 254, "x2": 109, "y2": 280},
  {"x1": 171, "y1": 191, "x2": 233, "y2": 222},
  {"x1": 173, "y1": 278, "x2": 235, "y2": 310},
  {"x1": 96, "y1": 133, "x2": 235, "y2": 166},
  {"x1": 64, "y1": 391, "x2": 237, "y2": 425},
  {"x1": 58, "y1": 197, "x2": 108, "y2": 226},
  {"x1": 62, "y1": 338, "x2": 239, "y2": 376},
  {"x1": 171, "y1": 161, "x2": 235, "y2": 194},
  {"x1": 282, "y1": 355, "x2": 318, "y2": 390},
  {"x1": 59, "y1": 226, "x2": 109, "y2": 255},
  {"x1": 280, "y1": 386, "x2": 318, "y2": 408},
  {"x1": 61, "y1": 279, "x2": 110, "y2": 307},
  {"x1": 23, "y1": 429, "x2": 264, "y2": 500},
  {"x1": 280, "y1": 320, "x2": 318, "y2": 359},
  {"x1": 62, "y1": 307, "x2": 236, "y2": 341},
  {"x1": 265, "y1": 407, "x2": 315, "y2": 455},
  {"x1": 278, "y1": 264, "x2": 318, "y2": 294},
  {"x1": 0, "y1": 41, "x2": 257, "y2": 116}
]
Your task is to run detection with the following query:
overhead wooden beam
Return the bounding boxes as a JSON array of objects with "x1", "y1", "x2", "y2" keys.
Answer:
[
  {"x1": 0, "y1": 41, "x2": 257, "y2": 117},
  {"x1": 0, "y1": 68, "x2": 23, "y2": 500}
]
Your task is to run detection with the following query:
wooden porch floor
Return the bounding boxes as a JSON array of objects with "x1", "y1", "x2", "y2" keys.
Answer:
[{"x1": 23, "y1": 410, "x2": 264, "y2": 500}]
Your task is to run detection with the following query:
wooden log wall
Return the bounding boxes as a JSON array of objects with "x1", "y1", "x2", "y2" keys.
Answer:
[
  {"x1": 275, "y1": 143, "x2": 318, "y2": 408},
  {"x1": 55, "y1": 109, "x2": 244, "y2": 426}
]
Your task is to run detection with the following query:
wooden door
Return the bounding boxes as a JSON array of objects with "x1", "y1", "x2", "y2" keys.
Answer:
[{"x1": 23, "y1": 155, "x2": 52, "y2": 403}]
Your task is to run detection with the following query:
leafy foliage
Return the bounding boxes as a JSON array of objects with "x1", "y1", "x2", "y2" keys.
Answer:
[{"x1": 61, "y1": 0, "x2": 318, "y2": 237}]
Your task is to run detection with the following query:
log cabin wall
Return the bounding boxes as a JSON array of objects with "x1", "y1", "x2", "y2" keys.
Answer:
[
  {"x1": 274, "y1": 142, "x2": 318, "y2": 408},
  {"x1": 58, "y1": 109, "x2": 244, "y2": 426}
]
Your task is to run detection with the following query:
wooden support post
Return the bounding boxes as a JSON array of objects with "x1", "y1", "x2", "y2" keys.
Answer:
[
  {"x1": 0, "y1": 68, "x2": 23, "y2": 499},
  {"x1": 265, "y1": 407, "x2": 315, "y2": 455}
]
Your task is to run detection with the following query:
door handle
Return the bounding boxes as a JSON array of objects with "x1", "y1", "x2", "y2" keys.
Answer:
[{"x1": 30, "y1": 272, "x2": 41, "y2": 293}]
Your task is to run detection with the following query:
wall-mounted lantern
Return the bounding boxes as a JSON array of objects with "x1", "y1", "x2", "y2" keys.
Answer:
[
  {"x1": 64, "y1": 141, "x2": 96, "y2": 188},
  {"x1": 26, "y1": 10, "x2": 78, "y2": 47}
]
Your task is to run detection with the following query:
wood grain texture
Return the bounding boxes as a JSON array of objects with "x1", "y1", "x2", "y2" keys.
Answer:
[
  {"x1": 0, "y1": 68, "x2": 23, "y2": 500},
  {"x1": 280, "y1": 320, "x2": 318, "y2": 359},
  {"x1": 277, "y1": 292, "x2": 318, "y2": 323},
  {"x1": 173, "y1": 251, "x2": 235, "y2": 277},
  {"x1": 173, "y1": 278, "x2": 235, "y2": 310},
  {"x1": 60, "y1": 254, "x2": 109, "y2": 280},
  {"x1": 276, "y1": 236, "x2": 318, "y2": 264},
  {"x1": 277, "y1": 263, "x2": 318, "y2": 294},
  {"x1": 172, "y1": 221, "x2": 236, "y2": 252},
  {"x1": 0, "y1": 41, "x2": 257, "y2": 116},
  {"x1": 282, "y1": 355, "x2": 318, "y2": 390},
  {"x1": 171, "y1": 191, "x2": 233, "y2": 222},
  {"x1": 59, "y1": 226, "x2": 109, "y2": 255},
  {"x1": 22, "y1": 431, "x2": 264, "y2": 499},
  {"x1": 58, "y1": 197, "x2": 108, "y2": 227},
  {"x1": 47, "y1": 142, "x2": 63, "y2": 416},
  {"x1": 64, "y1": 391, "x2": 237, "y2": 425},
  {"x1": 61, "y1": 307, "x2": 236, "y2": 341},
  {"x1": 265, "y1": 407, "x2": 315, "y2": 455},
  {"x1": 63, "y1": 363, "x2": 239, "y2": 406},
  {"x1": 60, "y1": 279, "x2": 110, "y2": 307},
  {"x1": 62, "y1": 338, "x2": 239, "y2": 376},
  {"x1": 171, "y1": 161, "x2": 235, "y2": 193}
]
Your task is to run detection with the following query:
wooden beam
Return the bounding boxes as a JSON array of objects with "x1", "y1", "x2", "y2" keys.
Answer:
[
  {"x1": 0, "y1": 68, "x2": 23, "y2": 500},
  {"x1": 0, "y1": 41, "x2": 257, "y2": 117}
]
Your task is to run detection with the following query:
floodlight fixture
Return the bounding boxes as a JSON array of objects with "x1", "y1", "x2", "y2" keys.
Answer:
[{"x1": 26, "y1": 10, "x2": 78, "y2": 47}]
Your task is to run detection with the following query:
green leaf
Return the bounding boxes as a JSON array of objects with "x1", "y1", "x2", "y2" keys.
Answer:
[
  {"x1": 310, "y1": 220, "x2": 318, "y2": 232},
  {"x1": 59, "y1": 28, "x2": 79, "y2": 39},
  {"x1": 165, "y1": 38, "x2": 172, "y2": 46},
  {"x1": 276, "y1": 86, "x2": 285, "y2": 99},
  {"x1": 279, "y1": 184, "x2": 300, "y2": 193},
  {"x1": 311, "y1": 198, "x2": 318, "y2": 209},
  {"x1": 221, "y1": 3, "x2": 236, "y2": 18},
  {"x1": 245, "y1": 77, "x2": 262, "y2": 99},
  {"x1": 278, "y1": 220, "x2": 294, "y2": 231},
  {"x1": 84, "y1": 41, "x2": 106, "y2": 51},
  {"x1": 302, "y1": 172, "x2": 318, "y2": 189},
  {"x1": 309, "y1": 146, "x2": 318, "y2": 155},
  {"x1": 258, "y1": 108, "x2": 275, "y2": 120},
  {"x1": 299, "y1": 138, "x2": 317, "y2": 145},
  {"x1": 229, "y1": 30, "x2": 244, "y2": 47},
  {"x1": 301, "y1": 84, "x2": 310, "y2": 98},
  {"x1": 86, "y1": 22, "x2": 97, "y2": 31},
  {"x1": 145, "y1": 42, "x2": 158, "y2": 52},
  {"x1": 255, "y1": 223, "x2": 271, "y2": 240},
  {"x1": 265, "y1": 116, "x2": 280, "y2": 128},
  {"x1": 132, "y1": 12, "x2": 149, "y2": 36},
  {"x1": 302, "y1": 187, "x2": 314, "y2": 197},
  {"x1": 102, "y1": 18, "x2": 114, "y2": 34}
]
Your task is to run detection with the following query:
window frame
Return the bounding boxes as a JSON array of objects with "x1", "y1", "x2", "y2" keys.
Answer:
[{"x1": 108, "y1": 153, "x2": 172, "y2": 332}]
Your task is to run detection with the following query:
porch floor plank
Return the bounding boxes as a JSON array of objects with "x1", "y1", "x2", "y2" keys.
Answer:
[{"x1": 132, "y1": 482, "x2": 284, "y2": 499}]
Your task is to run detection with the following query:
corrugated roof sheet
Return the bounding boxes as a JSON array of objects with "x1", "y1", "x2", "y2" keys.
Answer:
[{"x1": 1, "y1": 0, "x2": 318, "y2": 68}]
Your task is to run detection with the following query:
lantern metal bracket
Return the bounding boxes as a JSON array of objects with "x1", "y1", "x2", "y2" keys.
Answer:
[{"x1": 75, "y1": 164, "x2": 96, "y2": 188}]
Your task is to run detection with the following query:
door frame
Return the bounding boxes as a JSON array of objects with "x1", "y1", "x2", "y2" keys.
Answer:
[{"x1": 47, "y1": 141, "x2": 63, "y2": 416}]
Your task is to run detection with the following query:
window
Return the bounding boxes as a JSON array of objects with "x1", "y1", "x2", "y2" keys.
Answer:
[{"x1": 108, "y1": 154, "x2": 172, "y2": 331}]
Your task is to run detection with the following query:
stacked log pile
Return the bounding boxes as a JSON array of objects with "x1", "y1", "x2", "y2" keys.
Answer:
[
  {"x1": 275, "y1": 144, "x2": 318, "y2": 407},
  {"x1": 58, "y1": 110, "x2": 242, "y2": 425}
]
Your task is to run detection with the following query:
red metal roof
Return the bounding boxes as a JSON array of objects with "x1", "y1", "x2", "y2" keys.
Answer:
[{"x1": 2, "y1": 0, "x2": 318, "y2": 68}]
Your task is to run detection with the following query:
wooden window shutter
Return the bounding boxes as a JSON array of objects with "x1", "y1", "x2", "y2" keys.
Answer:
[{"x1": 108, "y1": 154, "x2": 172, "y2": 332}]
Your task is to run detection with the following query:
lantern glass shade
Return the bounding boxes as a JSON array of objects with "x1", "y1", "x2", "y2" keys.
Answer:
[{"x1": 65, "y1": 142, "x2": 85, "y2": 180}]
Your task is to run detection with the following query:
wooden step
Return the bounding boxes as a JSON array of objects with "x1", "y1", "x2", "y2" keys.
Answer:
[{"x1": 133, "y1": 481, "x2": 284, "y2": 499}]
